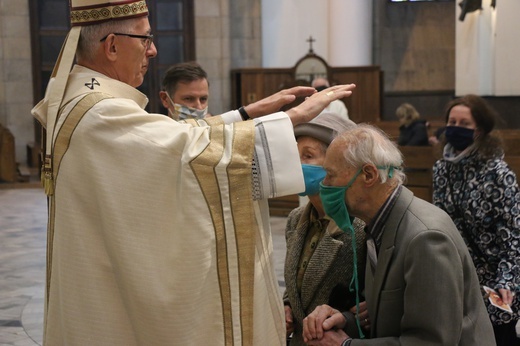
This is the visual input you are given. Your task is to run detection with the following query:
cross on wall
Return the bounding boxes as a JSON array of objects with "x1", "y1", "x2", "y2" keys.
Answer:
[{"x1": 306, "y1": 35, "x2": 315, "y2": 53}]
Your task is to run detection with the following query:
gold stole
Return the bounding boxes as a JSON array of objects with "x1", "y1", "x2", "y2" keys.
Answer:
[{"x1": 189, "y1": 117, "x2": 257, "y2": 345}]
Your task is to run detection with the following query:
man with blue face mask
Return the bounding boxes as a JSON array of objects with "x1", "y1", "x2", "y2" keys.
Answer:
[
  {"x1": 161, "y1": 61, "x2": 301, "y2": 122},
  {"x1": 160, "y1": 62, "x2": 211, "y2": 120},
  {"x1": 302, "y1": 124, "x2": 496, "y2": 346}
]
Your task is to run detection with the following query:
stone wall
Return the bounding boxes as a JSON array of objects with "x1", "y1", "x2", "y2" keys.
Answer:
[
  {"x1": 0, "y1": 0, "x2": 34, "y2": 164},
  {"x1": 194, "y1": 0, "x2": 261, "y2": 115},
  {"x1": 373, "y1": 0, "x2": 456, "y2": 121},
  {"x1": 0, "y1": 0, "x2": 262, "y2": 164}
]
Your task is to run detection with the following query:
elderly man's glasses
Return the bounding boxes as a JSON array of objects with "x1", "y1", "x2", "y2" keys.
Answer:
[{"x1": 100, "y1": 32, "x2": 154, "y2": 49}]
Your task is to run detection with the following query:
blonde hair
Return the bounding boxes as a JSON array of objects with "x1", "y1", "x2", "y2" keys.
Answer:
[{"x1": 395, "y1": 103, "x2": 420, "y2": 127}]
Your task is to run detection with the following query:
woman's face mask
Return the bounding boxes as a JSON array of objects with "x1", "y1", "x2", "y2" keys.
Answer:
[
  {"x1": 166, "y1": 93, "x2": 208, "y2": 120},
  {"x1": 445, "y1": 126, "x2": 475, "y2": 151},
  {"x1": 299, "y1": 164, "x2": 327, "y2": 196},
  {"x1": 319, "y1": 168, "x2": 362, "y2": 233}
]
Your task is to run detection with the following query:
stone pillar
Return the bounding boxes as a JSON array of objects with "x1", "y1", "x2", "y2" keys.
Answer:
[
  {"x1": 456, "y1": 0, "x2": 520, "y2": 96},
  {"x1": 492, "y1": 1, "x2": 520, "y2": 95},
  {"x1": 194, "y1": 0, "x2": 261, "y2": 113},
  {"x1": 328, "y1": 0, "x2": 372, "y2": 66},
  {"x1": 261, "y1": 0, "x2": 372, "y2": 68},
  {"x1": 262, "y1": 0, "x2": 328, "y2": 68},
  {"x1": 0, "y1": 0, "x2": 34, "y2": 164},
  {"x1": 194, "y1": 0, "x2": 230, "y2": 114}
]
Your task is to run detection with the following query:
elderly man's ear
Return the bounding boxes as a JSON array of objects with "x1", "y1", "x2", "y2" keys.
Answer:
[{"x1": 361, "y1": 165, "x2": 379, "y2": 187}]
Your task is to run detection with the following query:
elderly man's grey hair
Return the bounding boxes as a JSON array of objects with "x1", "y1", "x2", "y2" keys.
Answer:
[
  {"x1": 336, "y1": 124, "x2": 406, "y2": 185},
  {"x1": 77, "y1": 18, "x2": 142, "y2": 63}
]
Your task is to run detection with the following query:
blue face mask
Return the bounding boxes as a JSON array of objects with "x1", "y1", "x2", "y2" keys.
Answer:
[
  {"x1": 166, "y1": 93, "x2": 208, "y2": 120},
  {"x1": 299, "y1": 164, "x2": 327, "y2": 196},
  {"x1": 445, "y1": 126, "x2": 475, "y2": 151},
  {"x1": 319, "y1": 168, "x2": 362, "y2": 233}
]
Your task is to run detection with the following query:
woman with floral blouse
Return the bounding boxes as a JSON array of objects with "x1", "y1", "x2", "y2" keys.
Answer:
[{"x1": 432, "y1": 94, "x2": 520, "y2": 346}]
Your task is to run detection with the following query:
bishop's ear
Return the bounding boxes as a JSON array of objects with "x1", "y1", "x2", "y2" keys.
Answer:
[{"x1": 101, "y1": 34, "x2": 118, "y2": 61}]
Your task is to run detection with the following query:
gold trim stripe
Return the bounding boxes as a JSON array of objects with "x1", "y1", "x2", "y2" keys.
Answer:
[
  {"x1": 227, "y1": 121, "x2": 256, "y2": 345},
  {"x1": 190, "y1": 120, "x2": 256, "y2": 345},
  {"x1": 182, "y1": 118, "x2": 199, "y2": 127},
  {"x1": 189, "y1": 125, "x2": 233, "y2": 345},
  {"x1": 204, "y1": 116, "x2": 225, "y2": 127},
  {"x1": 181, "y1": 116, "x2": 225, "y2": 127},
  {"x1": 70, "y1": 1, "x2": 148, "y2": 26}
]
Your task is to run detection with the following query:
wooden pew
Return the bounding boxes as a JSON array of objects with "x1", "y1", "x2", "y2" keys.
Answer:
[
  {"x1": 268, "y1": 123, "x2": 520, "y2": 216},
  {"x1": 376, "y1": 122, "x2": 520, "y2": 202},
  {"x1": 499, "y1": 130, "x2": 520, "y2": 156},
  {"x1": 398, "y1": 146, "x2": 436, "y2": 202},
  {"x1": 269, "y1": 195, "x2": 299, "y2": 217},
  {"x1": 505, "y1": 155, "x2": 520, "y2": 178},
  {"x1": 0, "y1": 124, "x2": 17, "y2": 183},
  {"x1": 372, "y1": 120, "x2": 445, "y2": 142}
]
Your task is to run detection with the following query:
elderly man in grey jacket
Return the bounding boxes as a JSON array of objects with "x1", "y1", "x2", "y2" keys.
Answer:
[{"x1": 303, "y1": 124, "x2": 495, "y2": 346}]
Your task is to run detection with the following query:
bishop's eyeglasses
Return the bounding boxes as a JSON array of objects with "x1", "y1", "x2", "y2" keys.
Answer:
[{"x1": 100, "y1": 32, "x2": 154, "y2": 50}]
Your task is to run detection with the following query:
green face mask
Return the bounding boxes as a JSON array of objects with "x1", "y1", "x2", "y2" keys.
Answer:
[
  {"x1": 319, "y1": 167, "x2": 364, "y2": 339},
  {"x1": 319, "y1": 165, "x2": 397, "y2": 340},
  {"x1": 319, "y1": 168, "x2": 362, "y2": 233}
]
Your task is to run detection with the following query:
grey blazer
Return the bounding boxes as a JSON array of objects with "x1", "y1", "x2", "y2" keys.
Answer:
[
  {"x1": 354, "y1": 187, "x2": 496, "y2": 345},
  {"x1": 284, "y1": 202, "x2": 366, "y2": 345}
]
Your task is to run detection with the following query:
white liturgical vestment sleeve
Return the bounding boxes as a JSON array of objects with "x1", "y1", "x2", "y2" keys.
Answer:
[
  {"x1": 253, "y1": 113, "x2": 304, "y2": 199},
  {"x1": 195, "y1": 110, "x2": 305, "y2": 200}
]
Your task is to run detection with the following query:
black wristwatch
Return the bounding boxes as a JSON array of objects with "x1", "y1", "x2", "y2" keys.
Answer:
[{"x1": 238, "y1": 106, "x2": 250, "y2": 121}]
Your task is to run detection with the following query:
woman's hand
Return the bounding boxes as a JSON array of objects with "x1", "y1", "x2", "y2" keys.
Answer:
[
  {"x1": 498, "y1": 288, "x2": 515, "y2": 305},
  {"x1": 285, "y1": 305, "x2": 294, "y2": 336}
]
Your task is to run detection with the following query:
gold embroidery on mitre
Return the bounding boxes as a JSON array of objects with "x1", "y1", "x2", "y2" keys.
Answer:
[{"x1": 70, "y1": 1, "x2": 148, "y2": 26}]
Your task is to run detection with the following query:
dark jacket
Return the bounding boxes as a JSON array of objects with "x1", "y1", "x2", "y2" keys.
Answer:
[{"x1": 398, "y1": 120, "x2": 429, "y2": 146}]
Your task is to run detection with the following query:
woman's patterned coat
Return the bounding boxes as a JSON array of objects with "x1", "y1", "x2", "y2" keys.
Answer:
[{"x1": 433, "y1": 150, "x2": 520, "y2": 326}]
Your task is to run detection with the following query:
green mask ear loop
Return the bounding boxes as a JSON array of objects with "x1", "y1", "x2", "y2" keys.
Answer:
[
  {"x1": 376, "y1": 165, "x2": 400, "y2": 179},
  {"x1": 388, "y1": 166, "x2": 394, "y2": 178}
]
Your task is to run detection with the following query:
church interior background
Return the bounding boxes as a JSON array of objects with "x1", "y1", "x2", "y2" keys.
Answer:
[{"x1": 1, "y1": 1, "x2": 520, "y2": 343}]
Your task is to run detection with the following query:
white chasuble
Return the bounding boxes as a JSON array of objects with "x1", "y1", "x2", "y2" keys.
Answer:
[{"x1": 32, "y1": 65, "x2": 303, "y2": 345}]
